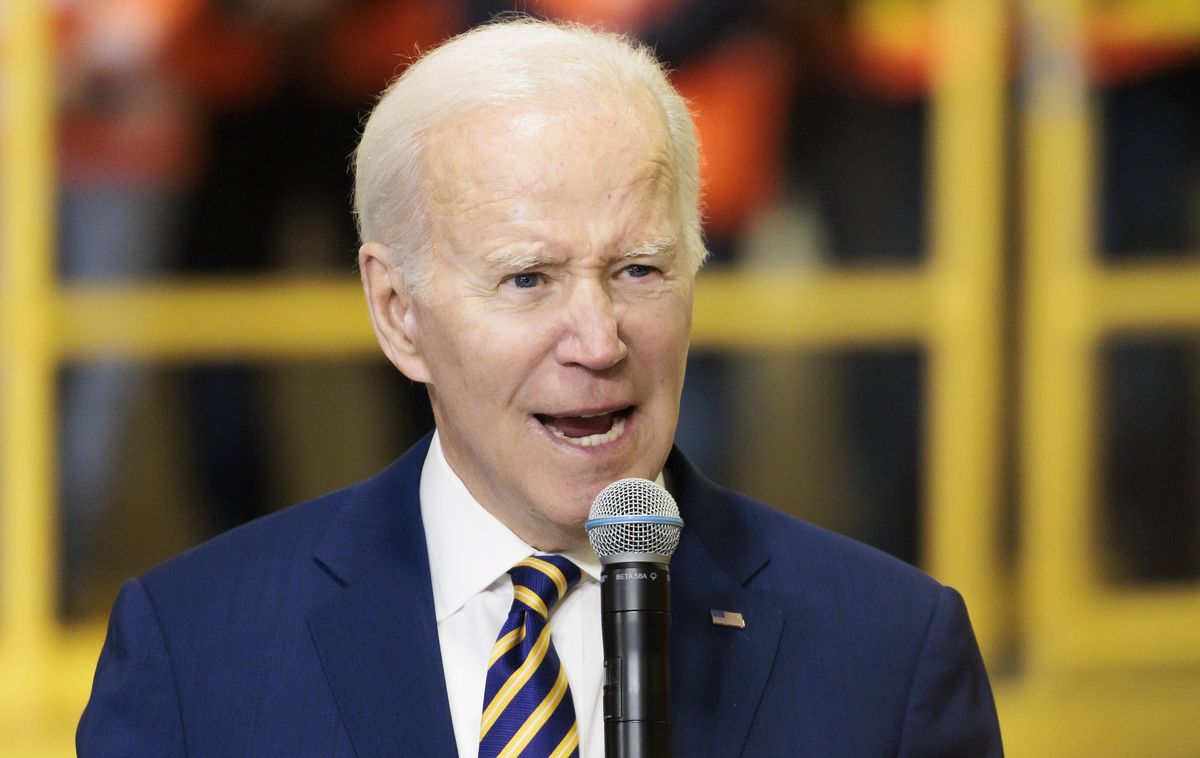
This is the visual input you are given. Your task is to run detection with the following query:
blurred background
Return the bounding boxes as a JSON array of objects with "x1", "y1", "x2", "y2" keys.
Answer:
[{"x1": 2, "y1": 0, "x2": 1199, "y2": 754}]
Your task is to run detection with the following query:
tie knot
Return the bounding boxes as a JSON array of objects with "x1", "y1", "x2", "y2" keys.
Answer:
[{"x1": 508, "y1": 555, "x2": 581, "y2": 619}]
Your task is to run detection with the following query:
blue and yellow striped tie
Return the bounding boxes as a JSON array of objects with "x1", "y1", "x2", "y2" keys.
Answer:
[{"x1": 480, "y1": 554, "x2": 582, "y2": 758}]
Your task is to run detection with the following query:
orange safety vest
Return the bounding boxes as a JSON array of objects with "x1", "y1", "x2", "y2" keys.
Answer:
[{"x1": 162, "y1": 0, "x2": 463, "y2": 109}]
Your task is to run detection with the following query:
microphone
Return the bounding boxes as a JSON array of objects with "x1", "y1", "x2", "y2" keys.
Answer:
[{"x1": 584, "y1": 478, "x2": 684, "y2": 758}]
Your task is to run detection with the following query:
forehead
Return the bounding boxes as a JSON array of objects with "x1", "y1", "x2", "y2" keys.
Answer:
[{"x1": 422, "y1": 95, "x2": 676, "y2": 224}]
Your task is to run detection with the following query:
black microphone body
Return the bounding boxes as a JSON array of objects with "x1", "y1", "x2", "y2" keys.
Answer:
[
  {"x1": 585, "y1": 477, "x2": 683, "y2": 758},
  {"x1": 600, "y1": 558, "x2": 671, "y2": 758}
]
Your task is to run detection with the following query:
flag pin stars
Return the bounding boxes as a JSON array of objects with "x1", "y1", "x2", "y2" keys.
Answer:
[{"x1": 710, "y1": 609, "x2": 745, "y2": 629}]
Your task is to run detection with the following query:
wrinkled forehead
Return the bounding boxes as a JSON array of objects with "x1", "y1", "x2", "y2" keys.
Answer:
[{"x1": 421, "y1": 90, "x2": 675, "y2": 202}]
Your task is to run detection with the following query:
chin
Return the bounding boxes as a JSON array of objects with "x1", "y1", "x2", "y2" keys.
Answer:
[{"x1": 524, "y1": 511, "x2": 591, "y2": 552}]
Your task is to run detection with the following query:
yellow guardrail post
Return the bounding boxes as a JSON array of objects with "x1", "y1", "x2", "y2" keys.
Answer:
[
  {"x1": 1019, "y1": 0, "x2": 1095, "y2": 677},
  {"x1": 1, "y1": 0, "x2": 58, "y2": 739},
  {"x1": 926, "y1": 0, "x2": 1008, "y2": 662}
]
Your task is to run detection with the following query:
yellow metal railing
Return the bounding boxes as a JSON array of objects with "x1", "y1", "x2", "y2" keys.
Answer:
[
  {"x1": 1, "y1": 0, "x2": 58, "y2": 745},
  {"x1": 925, "y1": 0, "x2": 1008, "y2": 662},
  {"x1": 1021, "y1": 0, "x2": 1100, "y2": 678}
]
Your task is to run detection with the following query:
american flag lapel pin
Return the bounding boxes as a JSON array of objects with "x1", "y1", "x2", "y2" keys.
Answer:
[{"x1": 710, "y1": 609, "x2": 746, "y2": 629}]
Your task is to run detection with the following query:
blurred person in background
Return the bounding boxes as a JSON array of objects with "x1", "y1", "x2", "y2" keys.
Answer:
[
  {"x1": 154, "y1": 0, "x2": 458, "y2": 532},
  {"x1": 52, "y1": 0, "x2": 462, "y2": 617},
  {"x1": 54, "y1": 0, "x2": 198, "y2": 616}
]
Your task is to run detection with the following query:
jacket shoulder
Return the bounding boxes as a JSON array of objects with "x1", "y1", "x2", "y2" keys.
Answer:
[
  {"x1": 741, "y1": 491, "x2": 939, "y2": 591},
  {"x1": 732, "y1": 491, "x2": 949, "y2": 636},
  {"x1": 138, "y1": 485, "x2": 350, "y2": 611},
  {"x1": 138, "y1": 434, "x2": 432, "y2": 605},
  {"x1": 711, "y1": 490, "x2": 1001, "y2": 756}
]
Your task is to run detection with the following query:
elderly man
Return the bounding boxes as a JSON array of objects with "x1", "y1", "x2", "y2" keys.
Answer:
[{"x1": 79, "y1": 18, "x2": 1002, "y2": 758}]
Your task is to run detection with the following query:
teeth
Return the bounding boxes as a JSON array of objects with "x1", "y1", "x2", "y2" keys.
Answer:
[{"x1": 545, "y1": 414, "x2": 626, "y2": 447}]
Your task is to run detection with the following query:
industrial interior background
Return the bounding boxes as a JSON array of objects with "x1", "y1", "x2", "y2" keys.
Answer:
[{"x1": 3, "y1": 0, "x2": 1200, "y2": 754}]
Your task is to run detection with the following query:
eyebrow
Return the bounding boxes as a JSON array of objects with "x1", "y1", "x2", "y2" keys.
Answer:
[
  {"x1": 623, "y1": 236, "x2": 677, "y2": 261},
  {"x1": 483, "y1": 236, "x2": 678, "y2": 273},
  {"x1": 483, "y1": 249, "x2": 556, "y2": 275}
]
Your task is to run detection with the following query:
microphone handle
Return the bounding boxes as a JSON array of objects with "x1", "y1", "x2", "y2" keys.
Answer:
[{"x1": 600, "y1": 560, "x2": 671, "y2": 758}]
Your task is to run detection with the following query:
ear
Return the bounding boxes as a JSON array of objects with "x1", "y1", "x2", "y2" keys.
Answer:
[{"x1": 358, "y1": 242, "x2": 432, "y2": 383}]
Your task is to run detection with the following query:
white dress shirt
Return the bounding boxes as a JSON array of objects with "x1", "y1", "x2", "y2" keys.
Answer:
[{"x1": 420, "y1": 432, "x2": 605, "y2": 758}]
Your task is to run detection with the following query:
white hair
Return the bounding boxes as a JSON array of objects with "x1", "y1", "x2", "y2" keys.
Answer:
[{"x1": 352, "y1": 17, "x2": 706, "y2": 295}]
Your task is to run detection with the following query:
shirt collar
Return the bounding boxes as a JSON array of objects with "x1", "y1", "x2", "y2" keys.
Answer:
[{"x1": 420, "y1": 431, "x2": 602, "y2": 623}]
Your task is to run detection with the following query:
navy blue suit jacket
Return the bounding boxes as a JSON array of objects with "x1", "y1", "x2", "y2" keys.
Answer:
[{"x1": 79, "y1": 436, "x2": 1002, "y2": 756}]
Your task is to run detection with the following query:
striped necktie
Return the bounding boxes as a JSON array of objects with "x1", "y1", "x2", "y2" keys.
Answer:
[{"x1": 479, "y1": 554, "x2": 582, "y2": 758}]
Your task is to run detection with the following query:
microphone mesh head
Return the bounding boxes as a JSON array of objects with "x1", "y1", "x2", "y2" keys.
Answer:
[{"x1": 586, "y1": 478, "x2": 682, "y2": 559}]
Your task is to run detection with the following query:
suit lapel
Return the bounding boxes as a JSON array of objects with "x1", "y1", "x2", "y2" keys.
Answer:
[
  {"x1": 667, "y1": 450, "x2": 785, "y2": 757},
  {"x1": 307, "y1": 435, "x2": 458, "y2": 758}
]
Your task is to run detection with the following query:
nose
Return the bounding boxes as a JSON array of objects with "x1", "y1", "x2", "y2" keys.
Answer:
[{"x1": 555, "y1": 280, "x2": 627, "y2": 370}]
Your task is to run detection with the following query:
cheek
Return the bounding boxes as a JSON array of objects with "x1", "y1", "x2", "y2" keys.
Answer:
[
  {"x1": 419, "y1": 313, "x2": 493, "y2": 401},
  {"x1": 629, "y1": 301, "x2": 691, "y2": 370},
  {"x1": 439, "y1": 315, "x2": 548, "y2": 398}
]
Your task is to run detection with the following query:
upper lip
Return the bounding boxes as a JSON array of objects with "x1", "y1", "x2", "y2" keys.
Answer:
[{"x1": 536, "y1": 404, "x2": 633, "y2": 419}]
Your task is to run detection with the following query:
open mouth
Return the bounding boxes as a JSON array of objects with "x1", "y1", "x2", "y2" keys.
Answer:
[{"x1": 535, "y1": 407, "x2": 632, "y2": 448}]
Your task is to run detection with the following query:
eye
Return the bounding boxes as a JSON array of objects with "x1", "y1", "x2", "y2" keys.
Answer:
[
  {"x1": 623, "y1": 264, "x2": 657, "y2": 279},
  {"x1": 509, "y1": 272, "x2": 542, "y2": 289}
]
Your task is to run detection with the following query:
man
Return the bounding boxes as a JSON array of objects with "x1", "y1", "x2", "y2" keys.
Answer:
[{"x1": 79, "y1": 18, "x2": 1003, "y2": 757}]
